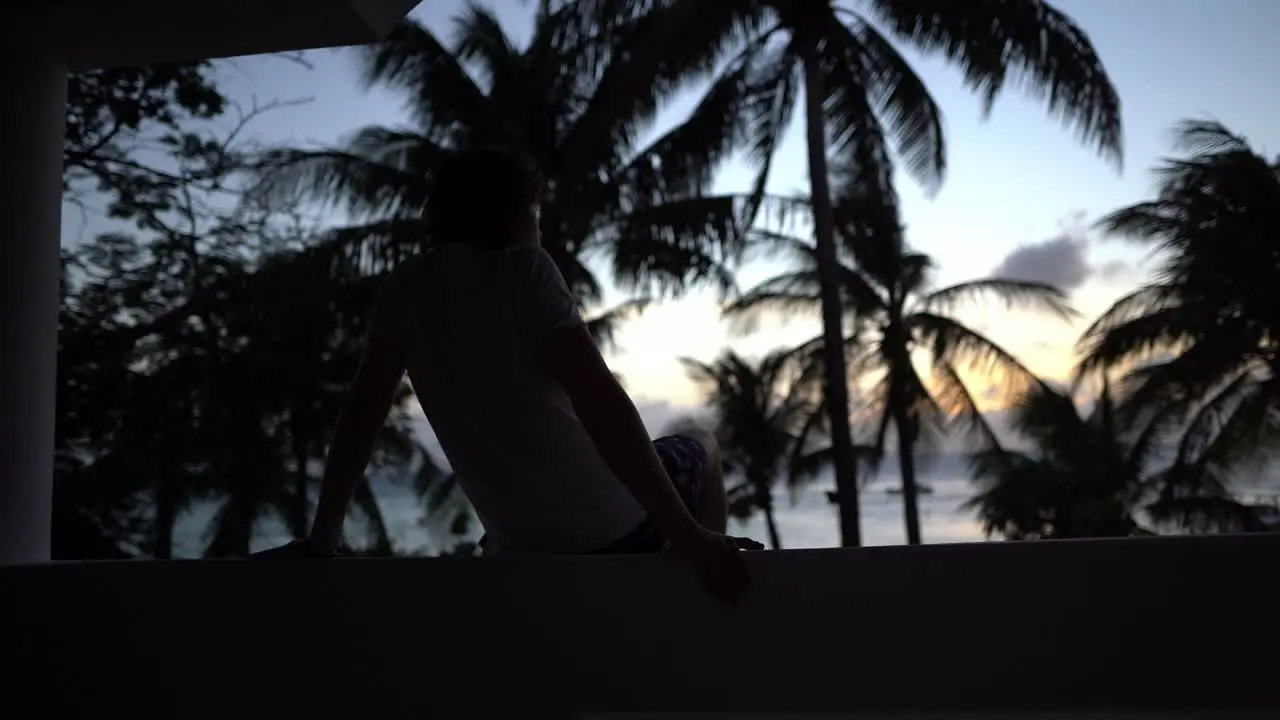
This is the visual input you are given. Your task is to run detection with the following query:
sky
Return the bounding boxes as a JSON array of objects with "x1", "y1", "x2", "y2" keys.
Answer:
[{"x1": 61, "y1": 0, "x2": 1280, "y2": 425}]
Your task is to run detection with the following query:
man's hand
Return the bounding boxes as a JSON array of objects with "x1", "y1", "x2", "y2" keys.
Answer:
[{"x1": 669, "y1": 526, "x2": 764, "y2": 606}]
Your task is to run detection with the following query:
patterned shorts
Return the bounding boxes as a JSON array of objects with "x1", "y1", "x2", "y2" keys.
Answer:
[
  {"x1": 651, "y1": 433, "x2": 709, "y2": 518},
  {"x1": 478, "y1": 434, "x2": 710, "y2": 554}
]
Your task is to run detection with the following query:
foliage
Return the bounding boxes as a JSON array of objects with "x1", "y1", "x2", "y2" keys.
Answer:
[
  {"x1": 251, "y1": 2, "x2": 753, "y2": 313},
  {"x1": 682, "y1": 349, "x2": 829, "y2": 548},
  {"x1": 966, "y1": 381, "x2": 1265, "y2": 539},
  {"x1": 55, "y1": 68, "x2": 438, "y2": 559},
  {"x1": 728, "y1": 162, "x2": 1074, "y2": 544},
  {"x1": 1078, "y1": 121, "x2": 1280, "y2": 482},
  {"x1": 627, "y1": 0, "x2": 1122, "y2": 547},
  {"x1": 53, "y1": 7, "x2": 1275, "y2": 558},
  {"x1": 63, "y1": 62, "x2": 227, "y2": 228}
]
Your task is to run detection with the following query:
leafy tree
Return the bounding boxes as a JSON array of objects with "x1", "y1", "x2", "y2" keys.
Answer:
[
  {"x1": 682, "y1": 349, "x2": 828, "y2": 549},
  {"x1": 727, "y1": 166, "x2": 1073, "y2": 544},
  {"x1": 640, "y1": 0, "x2": 1123, "y2": 546},
  {"x1": 966, "y1": 380, "x2": 1264, "y2": 539},
  {"x1": 56, "y1": 81, "x2": 429, "y2": 558},
  {"x1": 63, "y1": 63, "x2": 225, "y2": 212},
  {"x1": 252, "y1": 2, "x2": 752, "y2": 320},
  {"x1": 1078, "y1": 120, "x2": 1280, "y2": 486}
]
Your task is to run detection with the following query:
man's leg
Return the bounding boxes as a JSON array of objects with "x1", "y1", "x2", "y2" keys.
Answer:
[
  {"x1": 685, "y1": 429, "x2": 727, "y2": 533},
  {"x1": 477, "y1": 431, "x2": 728, "y2": 556},
  {"x1": 652, "y1": 431, "x2": 727, "y2": 533}
]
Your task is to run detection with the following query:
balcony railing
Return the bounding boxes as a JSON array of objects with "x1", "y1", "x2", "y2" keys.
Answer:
[{"x1": 4, "y1": 534, "x2": 1276, "y2": 717}]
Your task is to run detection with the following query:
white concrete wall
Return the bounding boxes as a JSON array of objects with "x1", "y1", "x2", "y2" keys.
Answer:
[
  {"x1": 3, "y1": 535, "x2": 1276, "y2": 717},
  {"x1": 0, "y1": 54, "x2": 66, "y2": 565}
]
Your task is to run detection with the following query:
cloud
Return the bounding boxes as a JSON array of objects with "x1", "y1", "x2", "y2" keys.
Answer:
[
  {"x1": 991, "y1": 231, "x2": 1092, "y2": 291},
  {"x1": 1095, "y1": 258, "x2": 1133, "y2": 282},
  {"x1": 991, "y1": 209, "x2": 1146, "y2": 293}
]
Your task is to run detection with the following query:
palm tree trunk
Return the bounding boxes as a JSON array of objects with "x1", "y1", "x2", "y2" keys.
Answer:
[
  {"x1": 152, "y1": 474, "x2": 176, "y2": 559},
  {"x1": 289, "y1": 407, "x2": 310, "y2": 539},
  {"x1": 892, "y1": 407, "x2": 923, "y2": 545},
  {"x1": 762, "y1": 505, "x2": 783, "y2": 550},
  {"x1": 751, "y1": 474, "x2": 784, "y2": 550},
  {"x1": 801, "y1": 43, "x2": 861, "y2": 547},
  {"x1": 762, "y1": 504, "x2": 783, "y2": 550}
]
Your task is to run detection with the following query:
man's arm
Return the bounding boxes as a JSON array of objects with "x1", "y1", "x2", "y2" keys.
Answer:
[
  {"x1": 515, "y1": 249, "x2": 756, "y2": 605},
  {"x1": 308, "y1": 304, "x2": 406, "y2": 552},
  {"x1": 534, "y1": 325, "x2": 703, "y2": 546}
]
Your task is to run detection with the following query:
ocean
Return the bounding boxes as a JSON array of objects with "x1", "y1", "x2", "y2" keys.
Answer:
[{"x1": 170, "y1": 460, "x2": 991, "y2": 557}]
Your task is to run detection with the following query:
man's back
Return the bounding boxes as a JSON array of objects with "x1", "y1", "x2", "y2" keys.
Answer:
[{"x1": 383, "y1": 243, "x2": 645, "y2": 554}]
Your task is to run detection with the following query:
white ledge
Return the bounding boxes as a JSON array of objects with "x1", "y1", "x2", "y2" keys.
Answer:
[
  {"x1": 3, "y1": 535, "x2": 1277, "y2": 716},
  {"x1": 9, "y1": 0, "x2": 420, "y2": 69}
]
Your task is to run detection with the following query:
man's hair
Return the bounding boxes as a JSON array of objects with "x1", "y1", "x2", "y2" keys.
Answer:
[{"x1": 426, "y1": 147, "x2": 543, "y2": 244}]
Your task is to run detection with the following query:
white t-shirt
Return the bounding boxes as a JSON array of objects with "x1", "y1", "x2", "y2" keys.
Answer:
[{"x1": 372, "y1": 243, "x2": 646, "y2": 554}]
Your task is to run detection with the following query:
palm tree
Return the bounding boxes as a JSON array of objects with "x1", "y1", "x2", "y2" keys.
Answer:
[
  {"x1": 637, "y1": 0, "x2": 1123, "y2": 547},
  {"x1": 728, "y1": 175, "x2": 1074, "y2": 545},
  {"x1": 682, "y1": 349, "x2": 828, "y2": 549},
  {"x1": 1078, "y1": 120, "x2": 1280, "y2": 482},
  {"x1": 966, "y1": 380, "x2": 1265, "y2": 539},
  {"x1": 253, "y1": 2, "x2": 751, "y2": 317}
]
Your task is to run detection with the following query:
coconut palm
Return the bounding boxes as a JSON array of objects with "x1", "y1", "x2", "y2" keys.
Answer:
[
  {"x1": 682, "y1": 349, "x2": 829, "y2": 549},
  {"x1": 631, "y1": 0, "x2": 1122, "y2": 546},
  {"x1": 252, "y1": 2, "x2": 752, "y2": 315},
  {"x1": 1077, "y1": 120, "x2": 1280, "y2": 481},
  {"x1": 966, "y1": 380, "x2": 1264, "y2": 539},
  {"x1": 728, "y1": 172, "x2": 1075, "y2": 544}
]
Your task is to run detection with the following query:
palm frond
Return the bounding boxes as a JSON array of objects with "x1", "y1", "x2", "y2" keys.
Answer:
[
  {"x1": 359, "y1": 19, "x2": 488, "y2": 133},
  {"x1": 557, "y1": 0, "x2": 766, "y2": 184},
  {"x1": 604, "y1": 194, "x2": 745, "y2": 298},
  {"x1": 617, "y1": 50, "x2": 754, "y2": 204},
  {"x1": 251, "y1": 128, "x2": 441, "y2": 221},
  {"x1": 865, "y1": 0, "x2": 1123, "y2": 165},
  {"x1": 1074, "y1": 305, "x2": 1194, "y2": 380},
  {"x1": 723, "y1": 270, "x2": 822, "y2": 333},
  {"x1": 923, "y1": 278, "x2": 1076, "y2": 320},
  {"x1": 452, "y1": 2, "x2": 523, "y2": 89},
  {"x1": 737, "y1": 35, "x2": 802, "y2": 225},
  {"x1": 930, "y1": 358, "x2": 1002, "y2": 451},
  {"x1": 910, "y1": 311, "x2": 1038, "y2": 398},
  {"x1": 1170, "y1": 119, "x2": 1252, "y2": 157},
  {"x1": 824, "y1": 9, "x2": 946, "y2": 190},
  {"x1": 584, "y1": 297, "x2": 651, "y2": 352}
]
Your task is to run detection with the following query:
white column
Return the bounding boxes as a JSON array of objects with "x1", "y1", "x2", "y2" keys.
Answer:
[{"x1": 0, "y1": 54, "x2": 67, "y2": 565}]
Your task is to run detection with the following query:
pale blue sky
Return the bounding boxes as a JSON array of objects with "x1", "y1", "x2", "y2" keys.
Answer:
[{"x1": 62, "y1": 0, "x2": 1280, "y2": 413}]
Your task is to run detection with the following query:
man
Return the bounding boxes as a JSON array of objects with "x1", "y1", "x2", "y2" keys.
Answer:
[{"x1": 279, "y1": 147, "x2": 761, "y2": 605}]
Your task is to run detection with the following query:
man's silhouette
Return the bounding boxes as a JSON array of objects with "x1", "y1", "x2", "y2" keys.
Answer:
[{"x1": 287, "y1": 147, "x2": 760, "y2": 603}]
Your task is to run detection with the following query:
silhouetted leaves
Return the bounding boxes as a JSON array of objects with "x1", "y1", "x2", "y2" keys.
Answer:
[
  {"x1": 1062, "y1": 120, "x2": 1280, "y2": 536},
  {"x1": 683, "y1": 350, "x2": 829, "y2": 549},
  {"x1": 728, "y1": 170, "x2": 1073, "y2": 544},
  {"x1": 253, "y1": 3, "x2": 753, "y2": 309},
  {"x1": 56, "y1": 67, "x2": 433, "y2": 559},
  {"x1": 965, "y1": 382, "x2": 1264, "y2": 539}
]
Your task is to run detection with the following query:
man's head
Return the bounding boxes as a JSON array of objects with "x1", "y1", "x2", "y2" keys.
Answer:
[{"x1": 427, "y1": 147, "x2": 543, "y2": 248}]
